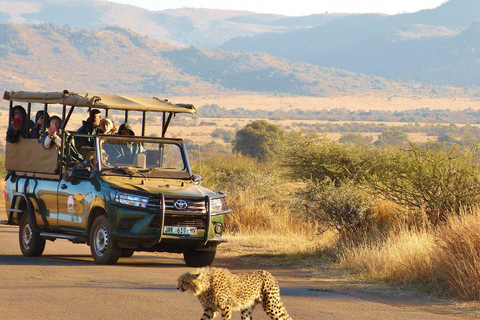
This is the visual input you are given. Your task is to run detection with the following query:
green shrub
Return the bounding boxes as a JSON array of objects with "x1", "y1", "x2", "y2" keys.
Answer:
[
  {"x1": 285, "y1": 133, "x2": 378, "y2": 185},
  {"x1": 372, "y1": 144, "x2": 480, "y2": 224},
  {"x1": 301, "y1": 178, "x2": 371, "y2": 233},
  {"x1": 232, "y1": 120, "x2": 286, "y2": 162}
]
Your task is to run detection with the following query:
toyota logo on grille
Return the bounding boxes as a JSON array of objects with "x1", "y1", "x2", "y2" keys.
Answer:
[{"x1": 174, "y1": 199, "x2": 188, "y2": 210}]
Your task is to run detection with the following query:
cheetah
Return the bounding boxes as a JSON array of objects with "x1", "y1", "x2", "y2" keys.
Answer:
[{"x1": 177, "y1": 267, "x2": 292, "y2": 320}]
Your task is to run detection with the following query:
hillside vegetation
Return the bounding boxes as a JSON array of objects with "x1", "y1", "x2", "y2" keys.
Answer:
[{"x1": 0, "y1": 23, "x2": 462, "y2": 97}]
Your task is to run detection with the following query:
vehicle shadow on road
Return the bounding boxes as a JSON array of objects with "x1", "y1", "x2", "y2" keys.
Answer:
[{"x1": 0, "y1": 254, "x2": 186, "y2": 268}]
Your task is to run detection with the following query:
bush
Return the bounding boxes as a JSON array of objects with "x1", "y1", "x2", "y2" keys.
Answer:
[
  {"x1": 301, "y1": 179, "x2": 371, "y2": 233},
  {"x1": 285, "y1": 133, "x2": 378, "y2": 185},
  {"x1": 372, "y1": 144, "x2": 480, "y2": 224},
  {"x1": 193, "y1": 154, "x2": 310, "y2": 234}
]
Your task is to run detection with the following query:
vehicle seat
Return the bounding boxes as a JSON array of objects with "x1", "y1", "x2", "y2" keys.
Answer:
[
  {"x1": 84, "y1": 150, "x2": 95, "y2": 161},
  {"x1": 134, "y1": 153, "x2": 146, "y2": 169}
]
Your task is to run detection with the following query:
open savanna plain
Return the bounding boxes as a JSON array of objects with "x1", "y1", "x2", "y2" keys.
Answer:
[
  {"x1": 3, "y1": 93, "x2": 480, "y2": 318},
  {"x1": 2, "y1": 93, "x2": 480, "y2": 147}
]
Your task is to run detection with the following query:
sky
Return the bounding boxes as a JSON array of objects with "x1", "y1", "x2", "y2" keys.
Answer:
[{"x1": 108, "y1": 0, "x2": 448, "y2": 16}]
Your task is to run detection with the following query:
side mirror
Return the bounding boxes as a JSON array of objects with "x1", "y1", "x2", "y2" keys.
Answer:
[
  {"x1": 70, "y1": 168, "x2": 91, "y2": 180},
  {"x1": 192, "y1": 174, "x2": 203, "y2": 184}
]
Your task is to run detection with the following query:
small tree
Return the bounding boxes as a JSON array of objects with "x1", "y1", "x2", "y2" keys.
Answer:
[
  {"x1": 374, "y1": 128, "x2": 409, "y2": 147},
  {"x1": 285, "y1": 133, "x2": 378, "y2": 185},
  {"x1": 372, "y1": 144, "x2": 480, "y2": 224},
  {"x1": 232, "y1": 120, "x2": 286, "y2": 162},
  {"x1": 338, "y1": 133, "x2": 372, "y2": 146}
]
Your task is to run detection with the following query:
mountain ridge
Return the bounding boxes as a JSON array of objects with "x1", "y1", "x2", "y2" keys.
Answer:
[{"x1": 0, "y1": 23, "x2": 468, "y2": 98}]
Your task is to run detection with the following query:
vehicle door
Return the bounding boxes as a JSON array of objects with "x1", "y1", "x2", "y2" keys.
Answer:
[
  {"x1": 56, "y1": 134, "x2": 95, "y2": 233},
  {"x1": 56, "y1": 174, "x2": 93, "y2": 233},
  {"x1": 31, "y1": 178, "x2": 60, "y2": 228}
]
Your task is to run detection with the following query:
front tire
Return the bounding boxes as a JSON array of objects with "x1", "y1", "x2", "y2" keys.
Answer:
[
  {"x1": 183, "y1": 247, "x2": 216, "y2": 267},
  {"x1": 90, "y1": 215, "x2": 121, "y2": 265},
  {"x1": 19, "y1": 214, "x2": 46, "y2": 257}
]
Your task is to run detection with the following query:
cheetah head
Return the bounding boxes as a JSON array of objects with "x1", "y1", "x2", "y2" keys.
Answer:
[{"x1": 177, "y1": 269, "x2": 209, "y2": 295}]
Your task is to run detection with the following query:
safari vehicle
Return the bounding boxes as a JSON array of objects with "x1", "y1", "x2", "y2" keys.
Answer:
[{"x1": 3, "y1": 90, "x2": 230, "y2": 266}]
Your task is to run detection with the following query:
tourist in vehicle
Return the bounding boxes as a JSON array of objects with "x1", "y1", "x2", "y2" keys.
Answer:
[
  {"x1": 99, "y1": 117, "x2": 117, "y2": 135},
  {"x1": 41, "y1": 115, "x2": 62, "y2": 148},
  {"x1": 118, "y1": 123, "x2": 135, "y2": 136},
  {"x1": 41, "y1": 116, "x2": 84, "y2": 162},
  {"x1": 6, "y1": 105, "x2": 32, "y2": 143},
  {"x1": 76, "y1": 108, "x2": 102, "y2": 147},
  {"x1": 114, "y1": 123, "x2": 144, "y2": 163},
  {"x1": 29, "y1": 110, "x2": 50, "y2": 140}
]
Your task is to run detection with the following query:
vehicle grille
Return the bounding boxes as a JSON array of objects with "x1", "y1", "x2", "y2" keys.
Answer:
[
  {"x1": 146, "y1": 197, "x2": 207, "y2": 214},
  {"x1": 165, "y1": 197, "x2": 206, "y2": 214},
  {"x1": 150, "y1": 215, "x2": 206, "y2": 230}
]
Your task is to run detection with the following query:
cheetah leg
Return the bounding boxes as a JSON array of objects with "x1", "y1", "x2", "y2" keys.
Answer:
[
  {"x1": 200, "y1": 308, "x2": 217, "y2": 320},
  {"x1": 240, "y1": 306, "x2": 254, "y2": 320},
  {"x1": 262, "y1": 293, "x2": 292, "y2": 320},
  {"x1": 220, "y1": 306, "x2": 232, "y2": 320}
]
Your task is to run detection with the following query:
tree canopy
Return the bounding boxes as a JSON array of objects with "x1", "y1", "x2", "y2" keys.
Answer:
[{"x1": 232, "y1": 120, "x2": 286, "y2": 161}]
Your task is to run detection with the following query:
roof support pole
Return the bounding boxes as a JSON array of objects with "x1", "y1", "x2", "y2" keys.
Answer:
[
  {"x1": 162, "y1": 112, "x2": 173, "y2": 137},
  {"x1": 42, "y1": 103, "x2": 48, "y2": 134},
  {"x1": 62, "y1": 106, "x2": 75, "y2": 131},
  {"x1": 60, "y1": 104, "x2": 66, "y2": 172},
  {"x1": 142, "y1": 111, "x2": 146, "y2": 137},
  {"x1": 8, "y1": 101, "x2": 12, "y2": 122},
  {"x1": 27, "y1": 103, "x2": 31, "y2": 134}
]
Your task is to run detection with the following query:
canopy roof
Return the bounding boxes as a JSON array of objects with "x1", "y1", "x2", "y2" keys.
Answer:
[{"x1": 3, "y1": 90, "x2": 196, "y2": 114}]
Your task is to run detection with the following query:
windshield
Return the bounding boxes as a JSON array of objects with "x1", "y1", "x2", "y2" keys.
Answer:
[{"x1": 100, "y1": 137, "x2": 186, "y2": 171}]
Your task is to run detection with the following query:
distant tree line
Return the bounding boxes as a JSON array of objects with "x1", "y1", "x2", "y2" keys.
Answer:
[{"x1": 197, "y1": 104, "x2": 480, "y2": 124}]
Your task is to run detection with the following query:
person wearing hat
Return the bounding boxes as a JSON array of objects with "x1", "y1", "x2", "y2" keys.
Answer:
[
  {"x1": 100, "y1": 117, "x2": 117, "y2": 135},
  {"x1": 29, "y1": 110, "x2": 50, "y2": 140},
  {"x1": 114, "y1": 123, "x2": 144, "y2": 163}
]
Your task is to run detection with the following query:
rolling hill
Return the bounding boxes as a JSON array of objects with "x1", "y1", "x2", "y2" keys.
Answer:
[
  {"x1": 0, "y1": 23, "x2": 461, "y2": 97},
  {"x1": 0, "y1": 0, "x2": 346, "y2": 49},
  {"x1": 220, "y1": 0, "x2": 480, "y2": 87}
]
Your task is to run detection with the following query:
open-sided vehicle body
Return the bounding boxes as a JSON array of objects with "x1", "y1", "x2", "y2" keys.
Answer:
[{"x1": 3, "y1": 90, "x2": 230, "y2": 265}]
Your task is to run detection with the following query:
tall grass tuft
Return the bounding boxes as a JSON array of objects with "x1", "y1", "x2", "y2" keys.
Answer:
[
  {"x1": 338, "y1": 225, "x2": 438, "y2": 287},
  {"x1": 436, "y1": 207, "x2": 480, "y2": 300}
]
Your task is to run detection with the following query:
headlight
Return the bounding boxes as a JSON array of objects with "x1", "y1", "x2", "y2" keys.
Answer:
[
  {"x1": 210, "y1": 198, "x2": 223, "y2": 213},
  {"x1": 110, "y1": 190, "x2": 149, "y2": 208}
]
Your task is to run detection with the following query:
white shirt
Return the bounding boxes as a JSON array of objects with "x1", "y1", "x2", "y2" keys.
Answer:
[{"x1": 44, "y1": 135, "x2": 61, "y2": 148}]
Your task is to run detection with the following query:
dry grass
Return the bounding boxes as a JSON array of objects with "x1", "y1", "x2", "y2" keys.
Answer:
[
  {"x1": 337, "y1": 207, "x2": 480, "y2": 300},
  {"x1": 173, "y1": 94, "x2": 480, "y2": 111},
  {"x1": 436, "y1": 208, "x2": 480, "y2": 300},
  {"x1": 338, "y1": 227, "x2": 437, "y2": 285}
]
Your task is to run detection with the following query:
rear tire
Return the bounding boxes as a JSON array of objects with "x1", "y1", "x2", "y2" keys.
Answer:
[
  {"x1": 120, "y1": 249, "x2": 135, "y2": 258},
  {"x1": 90, "y1": 215, "x2": 121, "y2": 265},
  {"x1": 19, "y1": 214, "x2": 46, "y2": 257},
  {"x1": 183, "y1": 247, "x2": 216, "y2": 267}
]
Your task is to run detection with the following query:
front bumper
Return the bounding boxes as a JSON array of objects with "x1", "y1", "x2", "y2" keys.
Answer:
[{"x1": 110, "y1": 193, "x2": 229, "y2": 252}]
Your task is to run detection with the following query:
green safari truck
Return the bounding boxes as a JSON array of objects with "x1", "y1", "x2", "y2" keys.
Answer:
[{"x1": 3, "y1": 90, "x2": 230, "y2": 265}]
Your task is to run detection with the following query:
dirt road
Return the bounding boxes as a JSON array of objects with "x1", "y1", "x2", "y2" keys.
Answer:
[{"x1": 0, "y1": 223, "x2": 473, "y2": 320}]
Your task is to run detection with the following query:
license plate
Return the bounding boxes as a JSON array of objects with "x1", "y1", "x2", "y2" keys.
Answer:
[{"x1": 164, "y1": 226, "x2": 197, "y2": 235}]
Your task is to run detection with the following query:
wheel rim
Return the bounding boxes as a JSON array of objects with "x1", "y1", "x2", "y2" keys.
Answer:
[
  {"x1": 94, "y1": 225, "x2": 109, "y2": 257},
  {"x1": 23, "y1": 222, "x2": 32, "y2": 249}
]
